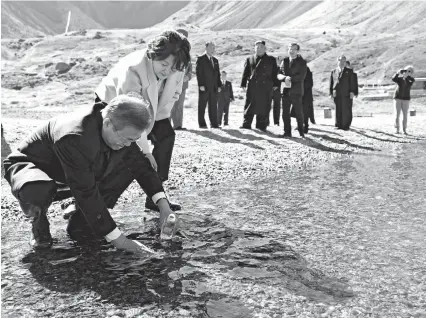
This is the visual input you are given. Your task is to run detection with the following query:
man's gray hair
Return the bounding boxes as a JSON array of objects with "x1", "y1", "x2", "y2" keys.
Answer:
[{"x1": 102, "y1": 94, "x2": 153, "y2": 131}]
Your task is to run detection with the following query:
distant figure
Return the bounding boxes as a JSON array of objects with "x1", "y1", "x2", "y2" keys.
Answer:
[
  {"x1": 240, "y1": 40, "x2": 279, "y2": 131},
  {"x1": 95, "y1": 30, "x2": 191, "y2": 212},
  {"x1": 196, "y1": 41, "x2": 222, "y2": 128},
  {"x1": 171, "y1": 29, "x2": 193, "y2": 130},
  {"x1": 278, "y1": 43, "x2": 307, "y2": 137},
  {"x1": 329, "y1": 55, "x2": 356, "y2": 130},
  {"x1": 392, "y1": 65, "x2": 415, "y2": 134},
  {"x1": 217, "y1": 70, "x2": 234, "y2": 126},
  {"x1": 302, "y1": 66, "x2": 315, "y2": 132}
]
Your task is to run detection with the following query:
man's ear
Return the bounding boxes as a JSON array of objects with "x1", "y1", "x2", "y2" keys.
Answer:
[{"x1": 103, "y1": 117, "x2": 113, "y2": 129}]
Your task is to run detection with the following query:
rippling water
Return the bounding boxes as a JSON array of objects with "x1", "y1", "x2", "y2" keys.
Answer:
[{"x1": 2, "y1": 142, "x2": 425, "y2": 317}]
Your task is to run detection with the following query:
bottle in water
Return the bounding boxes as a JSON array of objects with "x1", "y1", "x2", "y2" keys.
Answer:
[{"x1": 160, "y1": 214, "x2": 177, "y2": 240}]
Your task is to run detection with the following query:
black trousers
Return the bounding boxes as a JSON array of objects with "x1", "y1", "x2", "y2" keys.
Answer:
[
  {"x1": 147, "y1": 118, "x2": 175, "y2": 183},
  {"x1": 198, "y1": 90, "x2": 218, "y2": 127},
  {"x1": 272, "y1": 90, "x2": 281, "y2": 125},
  {"x1": 217, "y1": 100, "x2": 230, "y2": 126},
  {"x1": 334, "y1": 96, "x2": 353, "y2": 129},
  {"x1": 282, "y1": 94, "x2": 304, "y2": 135}
]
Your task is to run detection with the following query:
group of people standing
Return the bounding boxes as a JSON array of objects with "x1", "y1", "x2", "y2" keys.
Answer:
[{"x1": 196, "y1": 41, "x2": 317, "y2": 138}]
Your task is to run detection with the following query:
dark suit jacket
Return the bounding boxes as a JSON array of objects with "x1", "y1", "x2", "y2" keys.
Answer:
[
  {"x1": 195, "y1": 54, "x2": 222, "y2": 92},
  {"x1": 240, "y1": 54, "x2": 279, "y2": 88},
  {"x1": 218, "y1": 80, "x2": 234, "y2": 102},
  {"x1": 278, "y1": 55, "x2": 307, "y2": 96},
  {"x1": 3, "y1": 103, "x2": 163, "y2": 237},
  {"x1": 303, "y1": 66, "x2": 313, "y2": 101},
  {"x1": 329, "y1": 67, "x2": 356, "y2": 97}
]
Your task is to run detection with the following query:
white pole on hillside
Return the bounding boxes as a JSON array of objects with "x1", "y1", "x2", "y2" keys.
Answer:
[{"x1": 65, "y1": 11, "x2": 71, "y2": 34}]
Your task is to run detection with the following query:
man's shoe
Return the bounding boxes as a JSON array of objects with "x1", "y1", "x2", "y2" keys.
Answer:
[
  {"x1": 304, "y1": 127, "x2": 309, "y2": 134},
  {"x1": 224, "y1": 123, "x2": 229, "y2": 126},
  {"x1": 240, "y1": 125, "x2": 251, "y2": 129},
  {"x1": 310, "y1": 119, "x2": 316, "y2": 125},
  {"x1": 282, "y1": 132, "x2": 292, "y2": 138},
  {"x1": 67, "y1": 210, "x2": 96, "y2": 243},
  {"x1": 199, "y1": 125, "x2": 208, "y2": 129},
  {"x1": 30, "y1": 211, "x2": 53, "y2": 249}
]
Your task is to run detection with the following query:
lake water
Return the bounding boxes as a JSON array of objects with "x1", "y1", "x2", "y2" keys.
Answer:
[{"x1": 2, "y1": 141, "x2": 425, "y2": 317}]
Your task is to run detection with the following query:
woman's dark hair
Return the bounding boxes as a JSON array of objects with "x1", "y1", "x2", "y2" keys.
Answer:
[{"x1": 146, "y1": 30, "x2": 191, "y2": 72}]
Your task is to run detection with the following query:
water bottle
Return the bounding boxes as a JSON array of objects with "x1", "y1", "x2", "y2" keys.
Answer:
[{"x1": 160, "y1": 214, "x2": 177, "y2": 240}]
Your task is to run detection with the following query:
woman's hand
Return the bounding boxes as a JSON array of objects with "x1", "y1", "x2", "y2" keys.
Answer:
[{"x1": 145, "y1": 153, "x2": 158, "y2": 171}]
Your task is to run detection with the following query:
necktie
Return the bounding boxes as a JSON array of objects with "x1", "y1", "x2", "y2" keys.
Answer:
[{"x1": 210, "y1": 57, "x2": 214, "y2": 68}]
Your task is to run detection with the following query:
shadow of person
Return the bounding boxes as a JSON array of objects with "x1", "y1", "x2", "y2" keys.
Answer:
[
  {"x1": 222, "y1": 129, "x2": 282, "y2": 146},
  {"x1": 289, "y1": 136, "x2": 352, "y2": 155},
  {"x1": 186, "y1": 129, "x2": 264, "y2": 150},
  {"x1": 349, "y1": 127, "x2": 411, "y2": 144},
  {"x1": 21, "y1": 239, "x2": 191, "y2": 307},
  {"x1": 21, "y1": 213, "x2": 354, "y2": 309},
  {"x1": 309, "y1": 127, "x2": 343, "y2": 137},
  {"x1": 309, "y1": 132, "x2": 378, "y2": 151}
]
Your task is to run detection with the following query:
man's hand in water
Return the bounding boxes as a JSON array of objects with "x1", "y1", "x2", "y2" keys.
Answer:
[{"x1": 111, "y1": 234, "x2": 156, "y2": 256}]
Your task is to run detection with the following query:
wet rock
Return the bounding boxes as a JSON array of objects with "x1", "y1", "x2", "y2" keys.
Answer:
[{"x1": 55, "y1": 62, "x2": 71, "y2": 74}]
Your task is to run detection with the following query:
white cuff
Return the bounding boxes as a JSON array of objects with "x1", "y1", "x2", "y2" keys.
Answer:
[
  {"x1": 152, "y1": 192, "x2": 166, "y2": 204},
  {"x1": 105, "y1": 227, "x2": 122, "y2": 242}
]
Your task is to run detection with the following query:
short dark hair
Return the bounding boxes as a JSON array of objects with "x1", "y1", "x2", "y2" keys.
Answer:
[
  {"x1": 288, "y1": 43, "x2": 300, "y2": 50},
  {"x1": 221, "y1": 70, "x2": 227, "y2": 74},
  {"x1": 102, "y1": 94, "x2": 153, "y2": 132},
  {"x1": 147, "y1": 30, "x2": 191, "y2": 72},
  {"x1": 176, "y1": 28, "x2": 188, "y2": 37},
  {"x1": 346, "y1": 61, "x2": 351, "y2": 66}
]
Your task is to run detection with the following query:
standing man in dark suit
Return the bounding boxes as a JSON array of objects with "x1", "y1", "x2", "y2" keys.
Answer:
[
  {"x1": 329, "y1": 55, "x2": 356, "y2": 130},
  {"x1": 196, "y1": 41, "x2": 222, "y2": 128},
  {"x1": 302, "y1": 66, "x2": 315, "y2": 133},
  {"x1": 3, "y1": 95, "x2": 177, "y2": 253},
  {"x1": 278, "y1": 43, "x2": 307, "y2": 138},
  {"x1": 240, "y1": 40, "x2": 279, "y2": 131},
  {"x1": 217, "y1": 71, "x2": 234, "y2": 126}
]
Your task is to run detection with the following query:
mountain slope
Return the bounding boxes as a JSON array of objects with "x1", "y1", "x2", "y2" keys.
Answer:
[{"x1": 1, "y1": 1, "x2": 188, "y2": 38}]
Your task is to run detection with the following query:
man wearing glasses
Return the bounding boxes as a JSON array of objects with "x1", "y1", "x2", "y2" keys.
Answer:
[{"x1": 3, "y1": 94, "x2": 174, "y2": 255}]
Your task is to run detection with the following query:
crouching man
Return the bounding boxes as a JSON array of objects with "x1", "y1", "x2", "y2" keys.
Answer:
[{"x1": 3, "y1": 94, "x2": 177, "y2": 254}]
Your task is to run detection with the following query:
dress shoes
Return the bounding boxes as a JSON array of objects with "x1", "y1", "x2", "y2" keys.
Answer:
[{"x1": 145, "y1": 197, "x2": 182, "y2": 212}]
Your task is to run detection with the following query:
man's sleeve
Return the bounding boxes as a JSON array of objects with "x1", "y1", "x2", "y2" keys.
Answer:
[
  {"x1": 217, "y1": 60, "x2": 222, "y2": 88},
  {"x1": 329, "y1": 71, "x2": 334, "y2": 96},
  {"x1": 391, "y1": 72, "x2": 400, "y2": 84},
  {"x1": 241, "y1": 58, "x2": 250, "y2": 88},
  {"x1": 196, "y1": 57, "x2": 204, "y2": 88},
  {"x1": 121, "y1": 143, "x2": 165, "y2": 202},
  {"x1": 54, "y1": 136, "x2": 117, "y2": 237},
  {"x1": 230, "y1": 82, "x2": 234, "y2": 100},
  {"x1": 272, "y1": 58, "x2": 280, "y2": 87}
]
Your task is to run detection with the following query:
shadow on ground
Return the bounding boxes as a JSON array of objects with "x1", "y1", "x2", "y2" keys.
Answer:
[{"x1": 12, "y1": 213, "x2": 354, "y2": 314}]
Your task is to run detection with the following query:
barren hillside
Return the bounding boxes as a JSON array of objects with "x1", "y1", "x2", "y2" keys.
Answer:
[{"x1": 1, "y1": 1, "x2": 188, "y2": 38}]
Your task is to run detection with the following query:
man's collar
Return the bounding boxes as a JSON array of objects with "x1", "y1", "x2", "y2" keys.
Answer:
[{"x1": 205, "y1": 52, "x2": 213, "y2": 58}]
